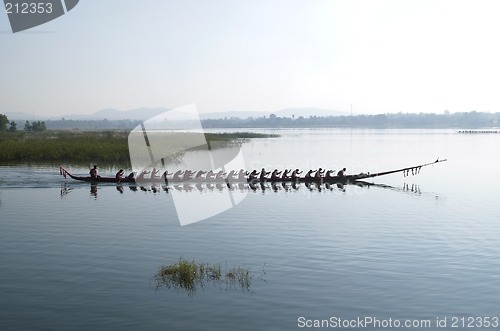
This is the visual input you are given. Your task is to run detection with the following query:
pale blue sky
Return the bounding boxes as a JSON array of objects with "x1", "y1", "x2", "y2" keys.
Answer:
[{"x1": 1, "y1": 0, "x2": 500, "y2": 117}]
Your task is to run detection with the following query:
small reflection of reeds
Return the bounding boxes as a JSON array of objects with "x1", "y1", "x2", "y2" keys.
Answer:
[{"x1": 154, "y1": 258, "x2": 259, "y2": 295}]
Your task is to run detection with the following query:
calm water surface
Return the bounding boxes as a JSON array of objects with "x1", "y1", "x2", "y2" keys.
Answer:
[{"x1": 1, "y1": 129, "x2": 500, "y2": 330}]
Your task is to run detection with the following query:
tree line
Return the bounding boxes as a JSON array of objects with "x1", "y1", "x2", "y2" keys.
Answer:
[
  {"x1": 0, "y1": 114, "x2": 17, "y2": 132},
  {"x1": 0, "y1": 113, "x2": 47, "y2": 132},
  {"x1": 202, "y1": 111, "x2": 500, "y2": 129},
  {"x1": 3, "y1": 111, "x2": 500, "y2": 130}
]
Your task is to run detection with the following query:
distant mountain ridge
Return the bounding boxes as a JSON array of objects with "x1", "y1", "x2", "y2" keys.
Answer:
[
  {"x1": 276, "y1": 107, "x2": 349, "y2": 118},
  {"x1": 3, "y1": 112, "x2": 38, "y2": 120},
  {"x1": 3, "y1": 107, "x2": 349, "y2": 121},
  {"x1": 66, "y1": 107, "x2": 171, "y2": 121}
]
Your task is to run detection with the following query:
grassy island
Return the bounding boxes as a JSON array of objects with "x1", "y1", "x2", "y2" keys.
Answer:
[
  {"x1": 154, "y1": 258, "x2": 263, "y2": 295},
  {"x1": 0, "y1": 130, "x2": 278, "y2": 165}
]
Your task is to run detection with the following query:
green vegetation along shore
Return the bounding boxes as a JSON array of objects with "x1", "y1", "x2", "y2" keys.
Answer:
[{"x1": 0, "y1": 130, "x2": 278, "y2": 165}]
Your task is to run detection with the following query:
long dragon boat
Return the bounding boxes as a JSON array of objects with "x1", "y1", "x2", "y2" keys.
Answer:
[{"x1": 59, "y1": 159, "x2": 447, "y2": 184}]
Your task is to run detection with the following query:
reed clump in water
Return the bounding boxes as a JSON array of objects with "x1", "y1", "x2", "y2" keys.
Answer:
[{"x1": 154, "y1": 258, "x2": 257, "y2": 295}]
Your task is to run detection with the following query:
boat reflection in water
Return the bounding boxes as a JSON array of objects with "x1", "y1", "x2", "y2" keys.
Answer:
[
  {"x1": 59, "y1": 180, "x2": 422, "y2": 199},
  {"x1": 115, "y1": 181, "x2": 354, "y2": 195},
  {"x1": 90, "y1": 184, "x2": 98, "y2": 198}
]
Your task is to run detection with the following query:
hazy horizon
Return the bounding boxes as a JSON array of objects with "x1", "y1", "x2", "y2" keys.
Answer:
[
  {"x1": 6, "y1": 106, "x2": 497, "y2": 122},
  {"x1": 2, "y1": 1, "x2": 500, "y2": 117}
]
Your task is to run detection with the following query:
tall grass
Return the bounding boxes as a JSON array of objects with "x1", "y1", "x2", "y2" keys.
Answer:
[
  {"x1": 0, "y1": 130, "x2": 278, "y2": 165},
  {"x1": 154, "y1": 258, "x2": 262, "y2": 295},
  {"x1": 0, "y1": 131, "x2": 129, "y2": 164}
]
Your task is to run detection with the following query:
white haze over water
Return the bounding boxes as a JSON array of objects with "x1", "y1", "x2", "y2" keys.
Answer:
[{"x1": 1, "y1": 0, "x2": 500, "y2": 117}]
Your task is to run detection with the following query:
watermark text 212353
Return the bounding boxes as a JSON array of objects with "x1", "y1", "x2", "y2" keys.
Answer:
[
  {"x1": 4, "y1": 0, "x2": 80, "y2": 33},
  {"x1": 5, "y1": 2, "x2": 53, "y2": 14}
]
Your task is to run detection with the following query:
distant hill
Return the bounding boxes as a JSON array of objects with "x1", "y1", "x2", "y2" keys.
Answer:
[
  {"x1": 199, "y1": 108, "x2": 349, "y2": 119},
  {"x1": 199, "y1": 111, "x2": 271, "y2": 119},
  {"x1": 3, "y1": 106, "x2": 348, "y2": 122},
  {"x1": 276, "y1": 107, "x2": 350, "y2": 118},
  {"x1": 1, "y1": 108, "x2": 171, "y2": 121},
  {"x1": 66, "y1": 107, "x2": 171, "y2": 121},
  {"x1": 7, "y1": 109, "x2": 499, "y2": 129},
  {"x1": 81, "y1": 108, "x2": 267, "y2": 121},
  {"x1": 2, "y1": 112, "x2": 39, "y2": 121}
]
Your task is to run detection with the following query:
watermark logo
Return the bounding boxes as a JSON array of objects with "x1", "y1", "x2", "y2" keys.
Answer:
[
  {"x1": 128, "y1": 104, "x2": 248, "y2": 226},
  {"x1": 4, "y1": 0, "x2": 79, "y2": 33}
]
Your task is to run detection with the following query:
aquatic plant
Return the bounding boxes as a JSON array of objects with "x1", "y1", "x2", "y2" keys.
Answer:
[{"x1": 154, "y1": 258, "x2": 262, "y2": 295}]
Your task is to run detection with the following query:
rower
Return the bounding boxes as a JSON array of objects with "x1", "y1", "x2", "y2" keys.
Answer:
[
  {"x1": 291, "y1": 169, "x2": 303, "y2": 180},
  {"x1": 115, "y1": 169, "x2": 124, "y2": 180},
  {"x1": 237, "y1": 169, "x2": 247, "y2": 180},
  {"x1": 315, "y1": 168, "x2": 325, "y2": 179},
  {"x1": 172, "y1": 170, "x2": 184, "y2": 181},
  {"x1": 183, "y1": 170, "x2": 195, "y2": 181},
  {"x1": 248, "y1": 170, "x2": 259, "y2": 181},
  {"x1": 151, "y1": 168, "x2": 160, "y2": 179},
  {"x1": 259, "y1": 168, "x2": 270, "y2": 181},
  {"x1": 324, "y1": 169, "x2": 336, "y2": 179},
  {"x1": 227, "y1": 170, "x2": 237, "y2": 180},
  {"x1": 281, "y1": 169, "x2": 291, "y2": 179},
  {"x1": 215, "y1": 170, "x2": 226, "y2": 181},
  {"x1": 206, "y1": 170, "x2": 216, "y2": 180},
  {"x1": 304, "y1": 169, "x2": 316, "y2": 179},
  {"x1": 270, "y1": 169, "x2": 282, "y2": 180},
  {"x1": 137, "y1": 170, "x2": 150, "y2": 181},
  {"x1": 337, "y1": 168, "x2": 346, "y2": 177},
  {"x1": 161, "y1": 170, "x2": 171, "y2": 183},
  {"x1": 90, "y1": 165, "x2": 101, "y2": 179},
  {"x1": 195, "y1": 170, "x2": 207, "y2": 180}
]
